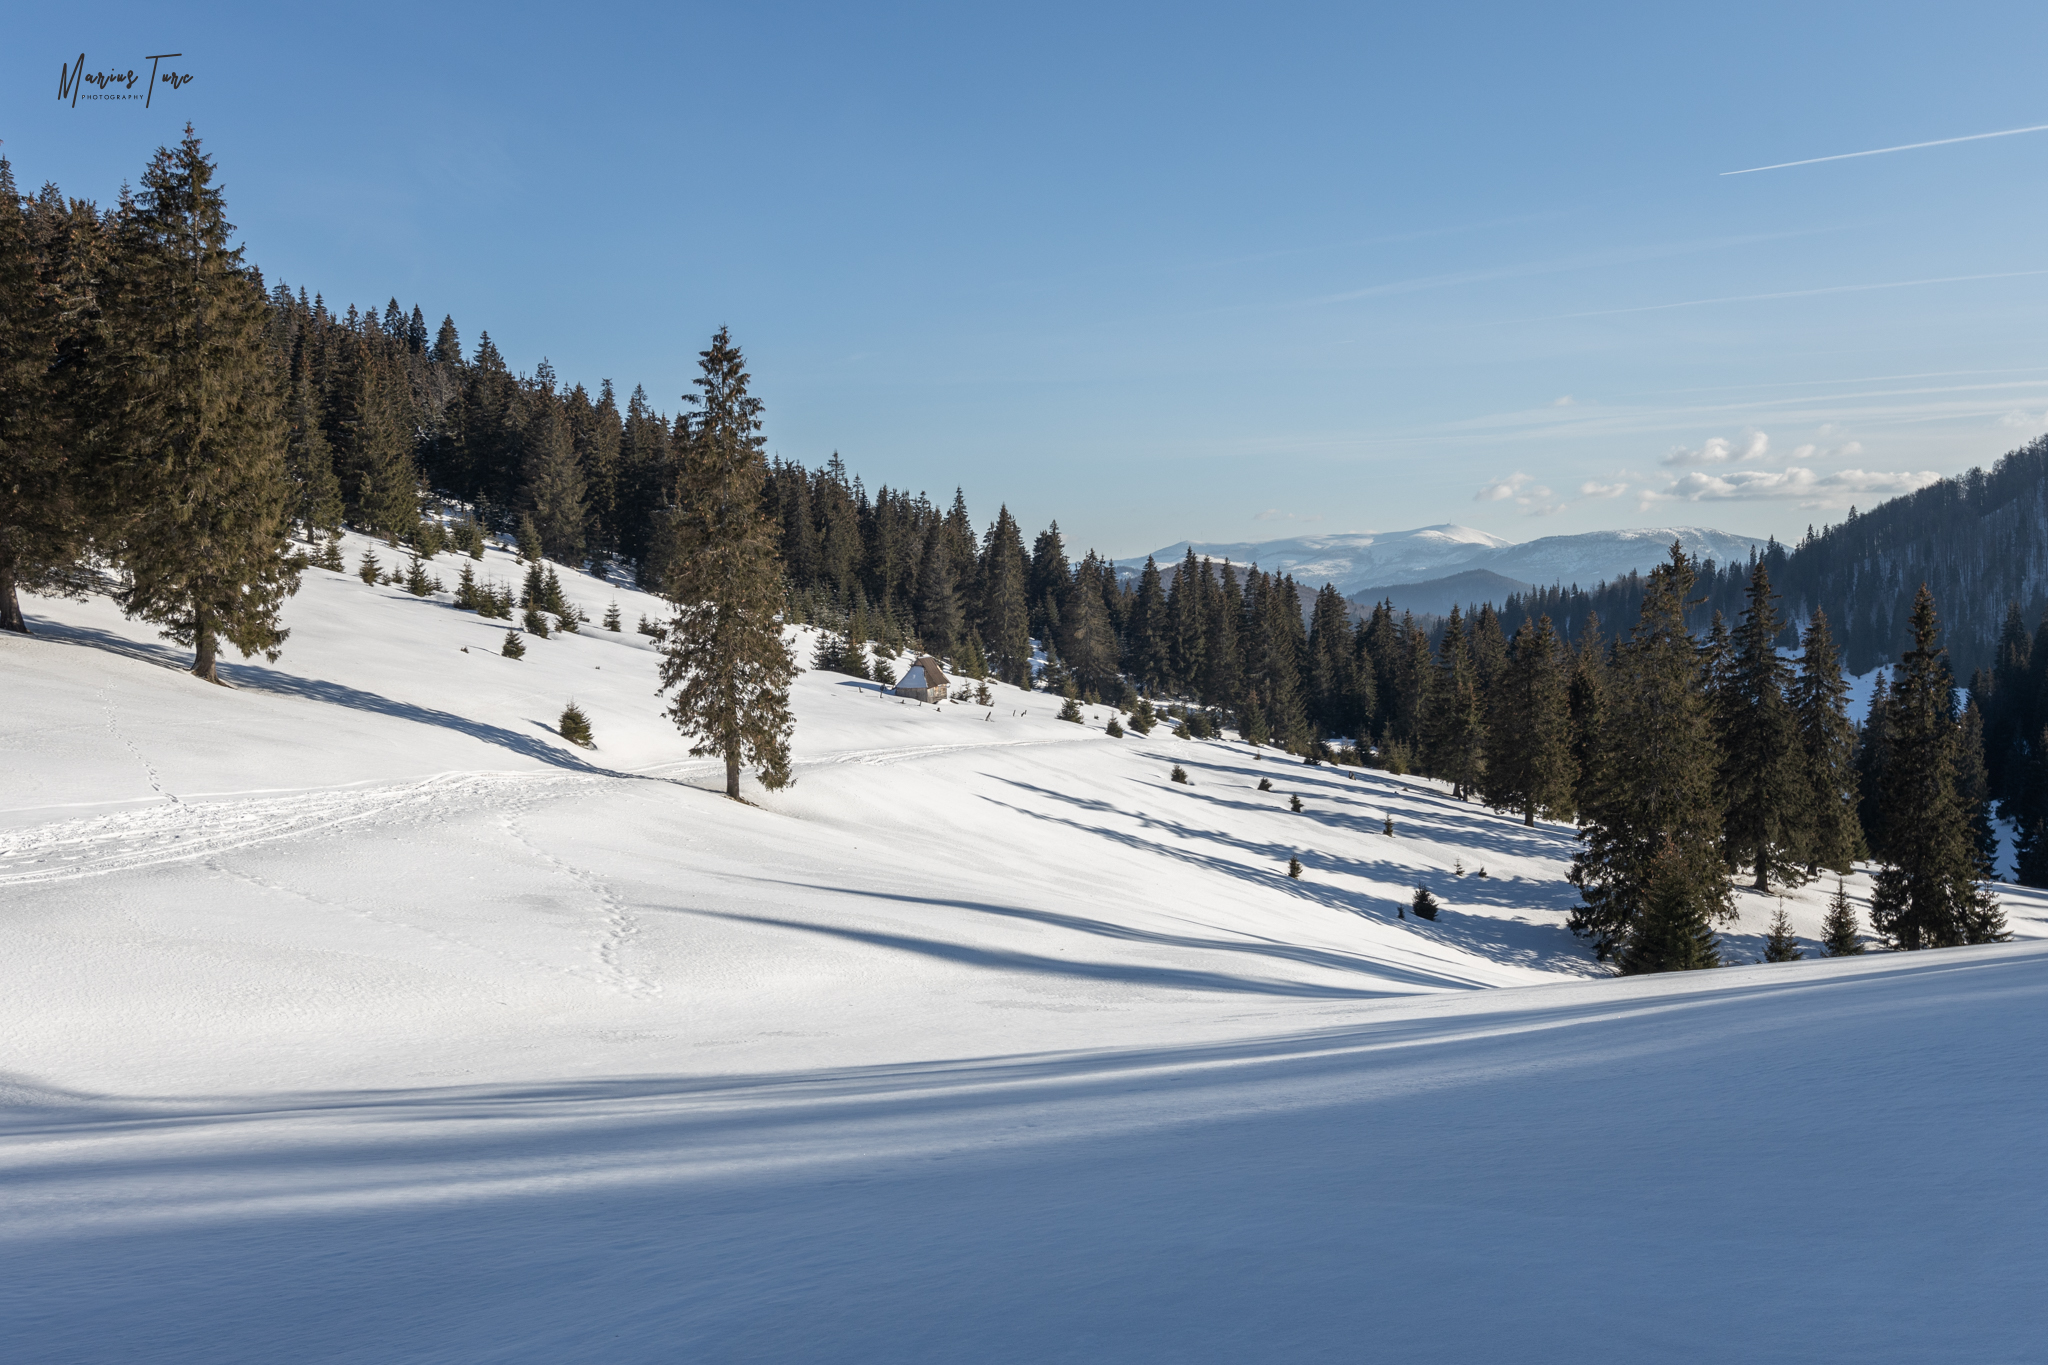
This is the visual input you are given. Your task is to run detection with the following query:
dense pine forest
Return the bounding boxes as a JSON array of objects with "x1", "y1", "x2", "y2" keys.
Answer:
[{"x1": 0, "y1": 130, "x2": 2018, "y2": 970}]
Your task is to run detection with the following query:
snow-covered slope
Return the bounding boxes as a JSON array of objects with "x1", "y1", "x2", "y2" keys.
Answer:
[
  {"x1": 3, "y1": 531, "x2": 2043, "y2": 1361},
  {"x1": 1119, "y1": 524, "x2": 1769, "y2": 597}
]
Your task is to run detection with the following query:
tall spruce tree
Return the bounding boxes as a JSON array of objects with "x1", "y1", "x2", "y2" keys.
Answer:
[
  {"x1": 0, "y1": 158, "x2": 71, "y2": 634},
  {"x1": 102, "y1": 129, "x2": 299, "y2": 683},
  {"x1": 1868, "y1": 586, "x2": 2006, "y2": 948},
  {"x1": 656, "y1": 329, "x2": 793, "y2": 799},
  {"x1": 1483, "y1": 614, "x2": 1574, "y2": 825},
  {"x1": 1791, "y1": 609, "x2": 1863, "y2": 875},
  {"x1": 1422, "y1": 604, "x2": 1485, "y2": 797},
  {"x1": 1719, "y1": 560, "x2": 1806, "y2": 891},
  {"x1": 1569, "y1": 546, "x2": 1730, "y2": 963},
  {"x1": 977, "y1": 505, "x2": 1031, "y2": 686},
  {"x1": 521, "y1": 380, "x2": 586, "y2": 564},
  {"x1": 915, "y1": 521, "x2": 963, "y2": 659}
]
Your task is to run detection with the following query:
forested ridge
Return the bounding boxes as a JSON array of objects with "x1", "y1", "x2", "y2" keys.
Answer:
[{"x1": 1493, "y1": 437, "x2": 2048, "y2": 678}]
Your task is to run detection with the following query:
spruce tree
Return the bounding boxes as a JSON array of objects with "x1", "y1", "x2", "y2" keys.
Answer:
[
  {"x1": 656, "y1": 329, "x2": 795, "y2": 798},
  {"x1": 558, "y1": 700, "x2": 594, "y2": 748},
  {"x1": 1617, "y1": 839, "x2": 1721, "y2": 975},
  {"x1": 1421, "y1": 605, "x2": 1485, "y2": 797},
  {"x1": 521, "y1": 384, "x2": 587, "y2": 564},
  {"x1": 603, "y1": 601, "x2": 621, "y2": 631},
  {"x1": 1820, "y1": 880, "x2": 1864, "y2": 956},
  {"x1": 103, "y1": 129, "x2": 300, "y2": 683},
  {"x1": 1761, "y1": 906, "x2": 1803, "y2": 962},
  {"x1": 1791, "y1": 610, "x2": 1863, "y2": 875},
  {"x1": 0, "y1": 158, "x2": 72, "y2": 634},
  {"x1": 978, "y1": 506, "x2": 1032, "y2": 686},
  {"x1": 501, "y1": 627, "x2": 525, "y2": 658},
  {"x1": 1570, "y1": 546, "x2": 1731, "y2": 962},
  {"x1": 1720, "y1": 560, "x2": 1806, "y2": 891},
  {"x1": 1483, "y1": 614, "x2": 1574, "y2": 825},
  {"x1": 915, "y1": 523, "x2": 963, "y2": 660},
  {"x1": 1411, "y1": 886, "x2": 1440, "y2": 921},
  {"x1": 1869, "y1": 586, "x2": 2007, "y2": 949},
  {"x1": 1287, "y1": 856, "x2": 1303, "y2": 880}
]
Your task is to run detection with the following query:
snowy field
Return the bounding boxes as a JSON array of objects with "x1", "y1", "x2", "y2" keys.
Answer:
[{"x1": 4, "y1": 531, "x2": 2046, "y2": 1362}]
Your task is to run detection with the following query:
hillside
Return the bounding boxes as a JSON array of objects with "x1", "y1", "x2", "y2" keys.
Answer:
[{"x1": 4, "y1": 535, "x2": 2047, "y2": 1361}]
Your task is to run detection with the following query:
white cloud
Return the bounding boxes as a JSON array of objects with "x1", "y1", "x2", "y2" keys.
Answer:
[
  {"x1": 1552, "y1": 395, "x2": 1575, "y2": 407},
  {"x1": 1639, "y1": 465, "x2": 1940, "y2": 510},
  {"x1": 1663, "y1": 430, "x2": 1770, "y2": 467},
  {"x1": 1476, "y1": 472, "x2": 1561, "y2": 514},
  {"x1": 2000, "y1": 409, "x2": 2048, "y2": 434},
  {"x1": 1578, "y1": 481, "x2": 1628, "y2": 498}
]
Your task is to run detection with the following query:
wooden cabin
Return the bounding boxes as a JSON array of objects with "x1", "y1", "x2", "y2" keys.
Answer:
[{"x1": 893, "y1": 654, "x2": 950, "y2": 703}]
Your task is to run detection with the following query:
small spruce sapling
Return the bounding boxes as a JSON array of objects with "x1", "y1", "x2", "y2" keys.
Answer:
[
  {"x1": 1289, "y1": 793, "x2": 1304, "y2": 813},
  {"x1": 404, "y1": 554, "x2": 433, "y2": 597},
  {"x1": 358, "y1": 549, "x2": 381, "y2": 584},
  {"x1": 1258, "y1": 778, "x2": 1274, "y2": 792},
  {"x1": 317, "y1": 535, "x2": 345, "y2": 571},
  {"x1": 1763, "y1": 906, "x2": 1803, "y2": 962},
  {"x1": 501, "y1": 629, "x2": 526, "y2": 659},
  {"x1": 1383, "y1": 815, "x2": 1394, "y2": 836},
  {"x1": 1106, "y1": 716, "x2": 1125, "y2": 737},
  {"x1": 1170, "y1": 765, "x2": 1190, "y2": 785},
  {"x1": 454, "y1": 563, "x2": 479, "y2": 610},
  {"x1": 1129, "y1": 698, "x2": 1156, "y2": 735},
  {"x1": 558, "y1": 701, "x2": 594, "y2": 748},
  {"x1": 523, "y1": 606, "x2": 551, "y2": 638},
  {"x1": 1411, "y1": 886, "x2": 1441, "y2": 921},
  {"x1": 603, "y1": 602, "x2": 622, "y2": 631},
  {"x1": 1058, "y1": 694, "x2": 1084, "y2": 723},
  {"x1": 1821, "y1": 880, "x2": 1865, "y2": 956},
  {"x1": 975, "y1": 679, "x2": 992, "y2": 706},
  {"x1": 1287, "y1": 856, "x2": 1303, "y2": 879}
]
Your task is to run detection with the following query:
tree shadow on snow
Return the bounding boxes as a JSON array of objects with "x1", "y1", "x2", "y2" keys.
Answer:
[
  {"x1": 29, "y1": 619, "x2": 615, "y2": 776},
  {"x1": 980, "y1": 777, "x2": 1593, "y2": 976}
]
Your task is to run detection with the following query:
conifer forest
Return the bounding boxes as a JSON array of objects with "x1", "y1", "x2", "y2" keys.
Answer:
[{"x1": 0, "y1": 130, "x2": 2021, "y2": 974}]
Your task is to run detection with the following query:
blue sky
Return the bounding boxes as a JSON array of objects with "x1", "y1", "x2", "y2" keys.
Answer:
[{"x1": 9, "y1": 2, "x2": 2048, "y2": 556}]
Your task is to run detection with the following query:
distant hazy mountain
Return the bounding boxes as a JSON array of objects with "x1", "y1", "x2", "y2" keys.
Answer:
[
  {"x1": 1119, "y1": 524, "x2": 1768, "y2": 598},
  {"x1": 1346, "y1": 569, "x2": 1537, "y2": 618}
]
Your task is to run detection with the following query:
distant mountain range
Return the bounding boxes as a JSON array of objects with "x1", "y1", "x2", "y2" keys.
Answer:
[{"x1": 1116, "y1": 525, "x2": 1770, "y2": 600}]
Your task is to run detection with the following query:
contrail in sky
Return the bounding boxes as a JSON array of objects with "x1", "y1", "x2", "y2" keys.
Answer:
[
  {"x1": 1557, "y1": 270, "x2": 2048, "y2": 319},
  {"x1": 1723, "y1": 123, "x2": 2048, "y2": 175}
]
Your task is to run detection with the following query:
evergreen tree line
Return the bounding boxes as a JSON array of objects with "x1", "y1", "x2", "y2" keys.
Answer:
[{"x1": 1490, "y1": 435, "x2": 2048, "y2": 679}]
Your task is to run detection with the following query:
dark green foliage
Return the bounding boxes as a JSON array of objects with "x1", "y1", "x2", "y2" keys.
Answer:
[
  {"x1": 1571, "y1": 546, "x2": 1732, "y2": 963},
  {"x1": 522, "y1": 605, "x2": 550, "y2": 638},
  {"x1": 454, "y1": 562, "x2": 479, "y2": 610},
  {"x1": 1483, "y1": 614, "x2": 1574, "y2": 826},
  {"x1": 558, "y1": 701, "x2": 594, "y2": 748},
  {"x1": 1869, "y1": 586, "x2": 2008, "y2": 949},
  {"x1": 1170, "y1": 765, "x2": 1189, "y2": 785},
  {"x1": 1792, "y1": 610, "x2": 1864, "y2": 875},
  {"x1": 1288, "y1": 856, "x2": 1303, "y2": 880},
  {"x1": 1719, "y1": 561, "x2": 1807, "y2": 891},
  {"x1": 603, "y1": 601, "x2": 621, "y2": 631},
  {"x1": 871, "y1": 652, "x2": 896, "y2": 686},
  {"x1": 1106, "y1": 715, "x2": 1124, "y2": 737},
  {"x1": 358, "y1": 549, "x2": 381, "y2": 584},
  {"x1": 314, "y1": 535, "x2": 345, "y2": 572},
  {"x1": 0, "y1": 161, "x2": 92, "y2": 635},
  {"x1": 1258, "y1": 777, "x2": 1273, "y2": 792},
  {"x1": 102, "y1": 129, "x2": 300, "y2": 682},
  {"x1": 656, "y1": 329, "x2": 794, "y2": 798},
  {"x1": 1617, "y1": 840, "x2": 1721, "y2": 975},
  {"x1": 515, "y1": 511, "x2": 543, "y2": 564},
  {"x1": 1058, "y1": 692, "x2": 1084, "y2": 724},
  {"x1": 1421, "y1": 605, "x2": 1484, "y2": 798},
  {"x1": 1821, "y1": 880, "x2": 1864, "y2": 956},
  {"x1": 501, "y1": 628, "x2": 525, "y2": 659},
  {"x1": 1129, "y1": 697, "x2": 1156, "y2": 735},
  {"x1": 1761, "y1": 906, "x2": 1803, "y2": 962},
  {"x1": 1411, "y1": 886, "x2": 1440, "y2": 921},
  {"x1": 1383, "y1": 814, "x2": 1394, "y2": 836},
  {"x1": 403, "y1": 554, "x2": 435, "y2": 597},
  {"x1": 1289, "y1": 793, "x2": 1303, "y2": 813}
]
